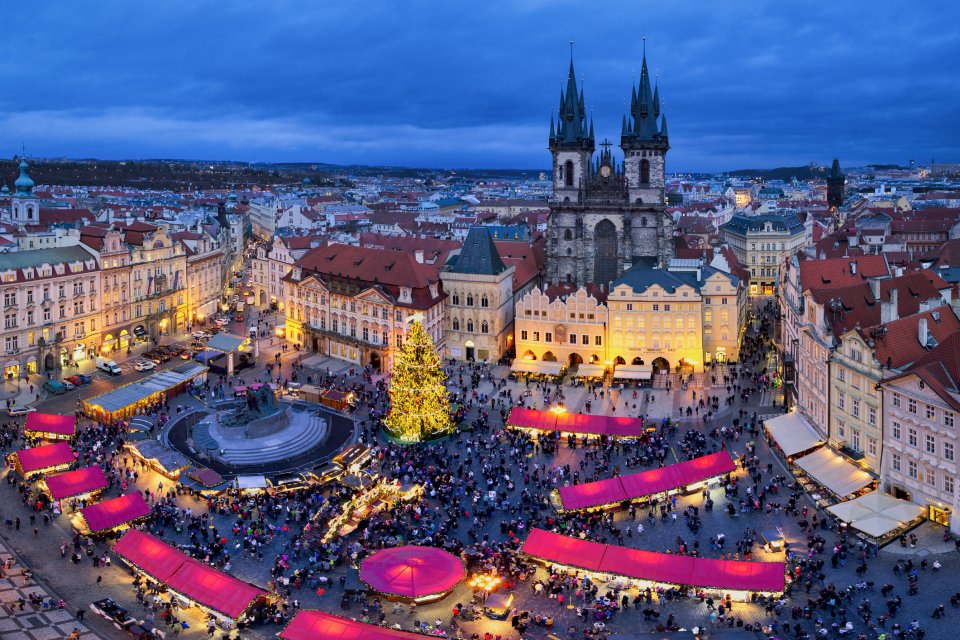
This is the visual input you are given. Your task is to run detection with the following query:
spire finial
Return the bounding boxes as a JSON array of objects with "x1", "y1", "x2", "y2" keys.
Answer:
[
  {"x1": 570, "y1": 38, "x2": 574, "y2": 60},
  {"x1": 643, "y1": 36, "x2": 646, "y2": 57}
]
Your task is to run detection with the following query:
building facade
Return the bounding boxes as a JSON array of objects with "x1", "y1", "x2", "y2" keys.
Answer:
[
  {"x1": 514, "y1": 284, "x2": 608, "y2": 366},
  {"x1": 127, "y1": 226, "x2": 189, "y2": 341},
  {"x1": 720, "y1": 213, "x2": 807, "y2": 297},
  {"x1": 546, "y1": 51, "x2": 673, "y2": 287}
]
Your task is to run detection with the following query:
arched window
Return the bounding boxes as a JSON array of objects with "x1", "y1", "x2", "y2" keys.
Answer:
[
  {"x1": 466, "y1": 294, "x2": 474, "y2": 306},
  {"x1": 452, "y1": 293, "x2": 460, "y2": 305},
  {"x1": 481, "y1": 295, "x2": 488, "y2": 308},
  {"x1": 466, "y1": 319, "x2": 474, "y2": 332},
  {"x1": 563, "y1": 229, "x2": 573, "y2": 241},
  {"x1": 640, "y1": 159, "x2": 650, "y2": 184},
  {"x1": 564, "y1": 160, "x2": 574, "y2": 186},
  {"x1": 481, "y1": 320, "x2": 489, "y2": 334},
  {"x1": 452, "y1": 318, "x2": 460, "y2": 331},
  {"x1": 641, "y1": 217, "x2": 647, "y2": 227}
]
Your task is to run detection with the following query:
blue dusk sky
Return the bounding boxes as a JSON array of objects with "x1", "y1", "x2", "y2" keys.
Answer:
[{"x1": 1, "y1": 1, "x2": 957, "y2": 172}]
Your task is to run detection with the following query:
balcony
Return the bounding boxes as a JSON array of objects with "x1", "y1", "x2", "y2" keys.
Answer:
[{"x1": 838, "y1": 444, "x2": 865, "y2": 461}]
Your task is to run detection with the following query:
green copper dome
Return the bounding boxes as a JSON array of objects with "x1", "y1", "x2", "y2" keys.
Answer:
[{"x1": 14, "y1": 159, "x2": 34, "y2": 196}]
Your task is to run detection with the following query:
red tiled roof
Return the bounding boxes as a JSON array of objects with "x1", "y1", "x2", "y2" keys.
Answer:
[
  {"x1": 798, "y1": 255, "x2": 889, "y2": 291},
  {"x1": 866, "y1": 305, "x2": 960, "y2": 370}
]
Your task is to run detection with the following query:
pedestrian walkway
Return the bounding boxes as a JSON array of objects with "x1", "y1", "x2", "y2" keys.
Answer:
[{"x1": 0, "y1": 538, "x2": 102, "y2": 640}]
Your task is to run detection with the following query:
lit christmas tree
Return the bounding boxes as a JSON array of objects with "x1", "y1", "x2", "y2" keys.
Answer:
[{"x1": 383, "y1": 317, "x2": 453, "y2": 443}]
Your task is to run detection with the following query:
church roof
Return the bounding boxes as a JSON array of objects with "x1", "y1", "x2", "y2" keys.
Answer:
[{"x1": 447, "y1": 227, "x2": 507, "y2": 275}]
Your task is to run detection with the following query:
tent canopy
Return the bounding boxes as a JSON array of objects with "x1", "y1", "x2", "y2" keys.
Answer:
[
  {"x1": 827, "y1": 490, "x2": 925, "y2": 539},
  {"x1": 25, "y1": 413, "x2": 76, "y2": 437},
  {"x1": 793, "y1": 447, "x2": 873, "y2": 498},
  {"x1": 112, "y1": 530, "x2": 266, "y2": 620},
  {"x1": 764, "y1": 412, "x2": 823, "y2": 456},
  {"x1": 84, "y1": 362, "x2": 207, "y2": 415},
  {"x1": 613, "y1": 364, "x2": 653, "y2": 380},
  {"x1": 507, "y1": 408, "x2": 644, "y2": 438},
  {"x1": 511, "y1": 360, "x2": 564, "y2": 376},
  {"x1": 81, "y1": 492, "x2": 152, "y2": 533},
  {"x1": 44, "y1": 466, "x2": 108, "y2": 500},
  {"x1": 521, "y1": 529, "x2": 784, "y2": 593},
  {"x1": 359, "y1": 546, "x2": 465, "y2": 599},
  {"x1": 572, "y1": 364, "x2": 606, "y2": 378},
  {"x1": 558, "y1": 451, "x2": 736, "y2": 511},
  {"x1": 205, "y1": 333, "x2": 247, "y2": 353},
  {"x1": 281, "y1": 610, "x2": 427, "y2": 640},
  {"x1": 13, "y1": 442, "x2": 75, "y2": 473}
]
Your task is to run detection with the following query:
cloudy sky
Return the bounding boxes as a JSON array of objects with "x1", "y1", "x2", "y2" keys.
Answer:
[{"x1": 2, "y1": 1, "x2": 957, "y2": 171}]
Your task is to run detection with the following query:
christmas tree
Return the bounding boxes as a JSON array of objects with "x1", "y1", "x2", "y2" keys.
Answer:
[{"x1": 383, "y1": 318, "x2": 453, "y2": 443}]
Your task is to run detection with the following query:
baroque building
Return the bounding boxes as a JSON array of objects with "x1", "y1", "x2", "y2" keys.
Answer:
[{"x1": 546, "y1": 50, "x2": 673, "y2": 288}]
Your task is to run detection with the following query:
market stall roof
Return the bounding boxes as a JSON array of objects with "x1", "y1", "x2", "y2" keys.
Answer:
[
  {"x1": 25, "y1": 413, "x2": 76, "y2": 437},
  {"x1": 572, "y1": 364, "x2": 606, "y2": 378},
  {"x1": 127, "y1": 417, "x2": 153, "y2": 433},
  {"x1": 827, "y1": 490, "x2": 925, "y2": 539},
  {"x1": 167, "y1": 559, "x2": 266, "y2": 619},
  {"x1": 521, "y1": 528, "x2": 785, "y2": 593},
  {"x1": 125, "y1": 440, "x2": 190, "y2": 474},
  {"x1": 84, "y1": 362, "x2": 208, "y2": 414},
  {"x1": 507, "y1": 408, "x2": 644, "y2": 438},
  {"x1": 112, "y1": 529, "x2": 186, "y2": 583},
  {"x1": 764, "y1": 412, "x2": 823, "y2": 456},
  {"x1": 558, "y1": 451, "x2": 737, "y2": 511},
  {"x1": 81, "y1": 492, "x2": 152, "y2": 533},
  {"x1": 359, "y1": 546, "x2": 465, "y2": 599},
  {"x1": 235, "y1": 475, "x2": 269, "y2": 490},
  {"x1": 205, "y1": 333, "x2": 246, "y2": 353},
  {"x1": 12, "y1": 442, "x2": 75, "y2": 473},
  {"x1": 612, "y1": 364, "x2": 653, "y2": 380},
  {"x1": 280, "y1": 610, "x2": 428, "y2": 640},
  {"x1": 510, "y1": 359, "x2": 564, "y2": 376},
  {"x1": 44, "y1": 466, "x2": 108, "y2": 500},
  {"x1": 793, "y1": 447, "x2": 874, "y2": 498}
]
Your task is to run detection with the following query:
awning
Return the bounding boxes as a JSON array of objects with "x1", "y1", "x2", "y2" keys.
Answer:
[
  {"x1": 25, "y1": 413, "x2": 76, "y2": 437},
  {"x1": 359, "y1": 546, "x2": 465, "y2": 599},
  {"x1": 507, "y1": 408, "x2": 644, "y2": 438},
  {"x1": 44, "y1": 466, "x2": 108, "y2": 500},
  {"x1": 521, "y1": 528, "x2": 785, "y2": 593},
  {"x1": 612, "y1": 364, "x2": 653, "y2": 380},
  {"x1": 12, "y1": 442, "x2": 75, "y2": 474},
  {"x1": 510, "y1": 359, "x2": 564, "y2": 376},
  {"x1": 558, "y1": 451, "x2": 737, "y2": 511},
  {"x1": 793, "y1": 447, "x2": 874, "y2": 498},
  {"x1": 84, "y1": 362, "x2": 207, "y2": 415},
  {"x1": 280, "y1": 610, "x2": 428, "y2": 640},
  {"x1": 81, "y1": 492, "x2": 152, "y2": 533},
  {"x1": 205, "y1": 333, "x2": 247, "y2": 353},
  {"x1": 235, "y1": 475, "x2": 269, "y2": 490},
  {"x1": 112, "y1": 530, "x2": 267, "y2": 620},
  {"x1": 764, "y1": 412, "x2": 823, "y2": 456},
  {"x1": 572, "y1": 364, "x2": 606, "y2": 378},
  {"x1": 827, "y1": 490, "x2": 925, "y2": 538}
]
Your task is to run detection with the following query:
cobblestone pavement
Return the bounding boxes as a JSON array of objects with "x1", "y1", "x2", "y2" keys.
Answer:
[{"x1": 2, "y1": 307, "x2": 958, "y2": 640}]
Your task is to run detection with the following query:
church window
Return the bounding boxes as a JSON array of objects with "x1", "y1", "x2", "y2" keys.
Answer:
[
  {"x1": 466, "y1": 294, "x2": 474, "y2": 306},
  {"x1": 641, "y1": 217, "x2": 647, "y2": 226},
  {"x1": 452, "y1": 293, "x2": 460, "y2": 305},
  {"x1": 564, "y1": 229, "x2": 573, "y2": 240},
  {"x1": 452, "y1": 318, "x2": 459, "y2": 331},
  {"x1": 640, "y1": 159, "x2": 650, "y2": 184},
  {"x1": 467, "y1": 319, "x2": 474, "y2": 332},
  {"x1": 481, "y1": 321, "x2": 488, "y2": 334},
  {"x1": 567, "y1": 248, "x2": 572, "y2": 256},
  {"x1": 481, "y1": 296, "x2": 488, "y2": 308},
  {"x1": 564, "y1": 160, "x2": 574, "y2": 186}
]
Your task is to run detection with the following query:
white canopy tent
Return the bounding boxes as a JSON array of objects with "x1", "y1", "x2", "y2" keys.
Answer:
[
  {"x1": 511, "y1": 360, "x2": 565, "y2": 377},
  {"x1": 827, "y1": 490, "x2": 925, "y2": 539},
  {"x1": 572, "y1": 364, "x2": 606, "y2": 378},
  {"x1": 612, "y1": 365, "x2": 653, "y2": 380},
  {"x1": 764, "y1": 412, "x2": 823, "y2": 457},
  {"x1": 794, "y1": 447, "x2": 874, "y2": 498}
]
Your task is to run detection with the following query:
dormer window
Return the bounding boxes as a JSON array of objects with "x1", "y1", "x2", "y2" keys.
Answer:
[{"x1": 399, "y1": 287, "x2": 412, "y2": 303}]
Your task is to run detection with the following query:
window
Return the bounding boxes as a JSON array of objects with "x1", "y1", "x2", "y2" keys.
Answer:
[
  {"x1": 481, "y1": 296, "x2": 488, "y2": 308},
  {"x1": 569, "y1": 334, "x2": 577, "y2": 344},
  {"x1": 466, "y1": 320, "x2": 473, "y2": 333},
  {"x1": 926, "y1": 469, "x2": 937, "y2": 487},
  {"x1": 664, "y1": 304, "x2": 671, "y2": 312},
  {"x1": 926, "y1": 405, "x2": 936, "y2": 420},
  {"x1": 908, "y1": 398, "x2": 917, "y2": 414},
  {"x1": 704, "y1": 310, "x2": 712, "y2": 323},
  {"x1": 452, "y1": 318, "x2": 459, "y2": 331},
  {"x1": 945, "y1": 442, "x2": 955, "y2": 462},
  {"x1": 595, "y1": 335, "x2": 602, "y2": 346},
  {"x1": 947, "y1": 412, "x2": 955, "y2": 428},
  {"x1": 3, "y1": 292, "x2": 14, "y2": 306},
  {"x1": 892, "y1": 454, "x2": 901, "y2": 472},
  {"x1": 362, "y1": 327, "x2": 369, "y2": 342},
  {"x1": 520, "y1": 330, "x2": 528, "y2": 340},
  {"x1": 851, "y1": 398, "x2": 860, "y2": 418},
  {"x1": 893, "y1": 421, "x2": 901, "y2": 440},
  {"x1": 466, "y1": 295, "x2": 474, "y2": 306},
  {"x1": 652, "y1": 304, "x2": 659, "y2": 312},
  {"x1": 908, "y1": 428, "x2": 917, "y2": 447},
  {"x1": 867, "y1": 438, "x2": 877, "y2": 457},
  {"x1": 581, "y1": 334, "x2": 588, "y2": 345},
  {"x1": 640, "y1": 159, "x2": 650, "y2": 184},
  {"x1": 481, "y1": 321, "x2": 488, "y2": 333},
  {"x1": 837, "y1": 368, "x2": 846, "y2": 382},
  {"x1": 851, "y1": 430, "x2": 860, "y2": 451},
  {"x1": 545, "y1": 332, "x2": 552, "y2": 343},
  {"x1": 837, "y1": 391, "x2": 845, "y2": 411},
  {"x1": 945, "y1": 475, "x2": 954, "y2": 494},
  {"x1": 926, "y1": 434, "x2": 936, "y2": 454},
  {"x1": 908, "y1": 460, "x2": 918, "y2": 479},
  {"x1": 837, "y1": 421, "x2": 845, "y2": 438},
  {"x1": 868, "y1": 407, "x2": 877, "y2": 427},
  {"x1": 626, "y1": 304, "x2": 633, "y2": 311},
  {"x1": 533, "y1": 332, "x2": 539, "y2": 342},
  {"x1": 892, "y1": 392, "x2": 901, "y2": 408}
]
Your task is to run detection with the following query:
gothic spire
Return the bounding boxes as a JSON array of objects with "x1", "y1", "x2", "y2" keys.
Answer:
[
  {"x1": 551, "y1": 45, "x2": 592, "y2": 148},
  {"x1": 623, "y1": 43, "x2": 665, "y2": 143},
  {"x1": 660, "y1": 113, "x2": 668, "y2": 138}
]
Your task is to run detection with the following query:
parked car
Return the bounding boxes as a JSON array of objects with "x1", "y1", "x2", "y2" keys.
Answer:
[
  {"x1": 90, "y1": 598, "x2": 136, "y2": 628},
  {"x1": 66, "y1": 375, "x2": 84, "y2": 386},
  {"x1": 43, "y1": 380, "x2": 67, "y2": 395},
  {"x1": 61, "y1": 380, "x2": 76, "y2": 391},
  {"x1": 134, "y1": 360, "x2": 156, "y2": 372},
  {"x1": 6, "y1": 406, "x2": 37, "y2": 417},
  {"x1": 77, "y1": 373, "x2": 93, "y2": 384}
]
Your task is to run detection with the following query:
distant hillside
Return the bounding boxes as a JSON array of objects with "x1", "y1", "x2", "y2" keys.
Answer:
[{"x1": 726, "y1": 165, "x2": 829, "y2": 182}]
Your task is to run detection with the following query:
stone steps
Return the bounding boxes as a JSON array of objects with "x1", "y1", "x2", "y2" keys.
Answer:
[{"x1": 218, "y1": 416, "x2": 328, "y2": 464}]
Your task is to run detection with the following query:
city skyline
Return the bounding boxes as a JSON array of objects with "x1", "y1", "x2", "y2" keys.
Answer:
[{"x1": 1, "y1": 0, "x2": 957, "y2": 171}]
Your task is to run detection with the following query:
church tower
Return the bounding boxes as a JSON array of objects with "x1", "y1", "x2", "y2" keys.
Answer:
[
  {"x1": 827, "y1": 158, "x2": 844, "y2": 209},
  {"x1": 10, "y1": 158, "x2": 38, "y2": 224},
  {"x1": 546, "y1": 45, "x2": 674, "y2": 288}
]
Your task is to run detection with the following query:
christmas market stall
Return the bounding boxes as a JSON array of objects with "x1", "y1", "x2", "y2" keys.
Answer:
[
  {"x1": 123, "y1": 439, "x2": 190, "y2": 480},
  {"x1": 763, "y1": 412, "x2": 823, "y2": 460},
  {"x1": 312, "y1": 478, "x2": 423, "y2": 544},
  {"x1": 7, "y1": 442, "x2": 75, "y2": 477},
  {"x1": 520, "y1": 528, "x2": 786, "y2": 600},
  {"x1": 280, "y1": 609, "x2": 428, "y2": 640},
  {"x1": 359, "y1": 546, "x2": 465, "y2": 603},
  {"x1": 180, "y1": 466, "x2": 231, "y2": 495},
  {"x1": 41, "y1": 466, "x2": 109, "y2": 506},
  {"x1": 74, "y1": 492, "x2": 152, "y2": 535},
  {"x1": 507, "y1": 407, "x2": 645, "y2": 439},
  {"x1": 554, "y1": 450, "x2": 738, "y2": 512},
  {"x1": 112, "y1": 530, "x2": 270, "y2": 627},
  {"x1": 24, "y1": 413, "x2": 76, "y2": 441},
  {"x1": 321, "y1": 389, "x2": 354, "y2": 412},
  {"x1": 81, "y1": 362, "x2": 208, "y2": 423}
]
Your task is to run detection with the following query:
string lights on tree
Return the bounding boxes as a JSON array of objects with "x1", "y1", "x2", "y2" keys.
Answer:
[{"x1": 382, "y1": 316, "x2": 453, "y2": 443}]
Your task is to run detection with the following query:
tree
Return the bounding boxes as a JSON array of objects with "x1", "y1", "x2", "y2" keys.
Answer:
[{"x1": 382, "y1": 319, "x2": 453, "y2": 443}]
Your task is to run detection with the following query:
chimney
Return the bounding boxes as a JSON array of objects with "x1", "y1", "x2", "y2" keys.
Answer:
[
  {"x1": 850, "y1": 261, "x2": 857, "y2": 275},
  {"x1": 868, "y1": 278, "x2": 880, "y2": 300},
  {"x1": 414, "y1": 249, "x2": 425, "y2": 264},
  {"x1": 919, "y1": 317, "x2": 928, "y2": 347},
  {"x1": 883, "y1": 288, "x2": 899, "y2": 324}
]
